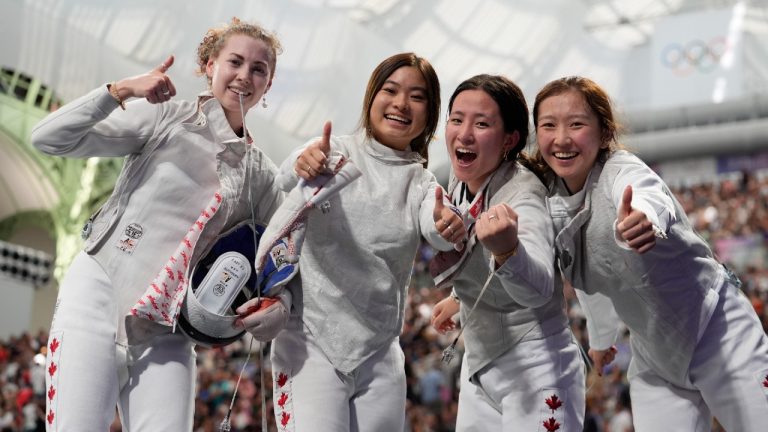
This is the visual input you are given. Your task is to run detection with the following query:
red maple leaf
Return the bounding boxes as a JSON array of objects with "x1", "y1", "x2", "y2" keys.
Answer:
[
  {"x1": 278, "y1": 392, "x2": 288, "y2": 408},
  {"x1": 763, "y1": 375, "x2": 768, "y2": 388},
  {"x1": 280, "y1": 411, "x2": 291, "y2": 427},
  {"x1": 277, "y1": 372, "x2": 288, "y2": 388},
  {"x1": 48, "y1": 362, "x2": 57, "y2": 377},
  {"x1": 149, "y1": 295, "x2": 159, "y2": 310},
  {"x1": 47, "y1": 385, "x2": 56, "y2": 401},
  {"x1": 49, "y1": 338, "x2": 59, "y2": 353},
  {"x1": 545, "y1": 394, "x2": 563, "y2": 412},
  {"x1": 543, "y1": 417, "x2": 560, "y2": 431},
  {"x1": 46, "y1": 410, "x2": 54, "y2": 425}
]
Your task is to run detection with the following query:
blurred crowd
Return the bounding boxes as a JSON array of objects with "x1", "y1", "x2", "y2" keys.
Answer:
[
  {"x1": 0, "y1": 332, "x2": 48, "y2": 432},
  {"x1": 1, "y1": 171, "x2": 767, "y2": 432}
]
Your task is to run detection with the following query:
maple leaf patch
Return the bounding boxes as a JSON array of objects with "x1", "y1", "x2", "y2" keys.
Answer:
[
  {"x1": 277, "y1": 372, "x2": 288, "y2": 388},
  {"x1": 278, "y1": 392, "x2": 288, "y2": 408},
  {"x1": 543, "y1": 417, "x2": 561, "y2": 431},
  {"x1": 545, "y1": 394, "x2": 562, "y2": 412}
]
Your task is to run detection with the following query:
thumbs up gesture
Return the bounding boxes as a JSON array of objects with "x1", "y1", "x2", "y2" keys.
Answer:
[
  {"x1": 114, "y1": 55, "x2": 177, "y2": 104},
  {"x1": 616, "y1": 185, "x2": 657, "y2": 254},
  {"x1": 296, "y1": 121, "x2": 332, "y2": 180},
  {"x1": 433, "y1": 187, "x2": 465, "y2": 244}
]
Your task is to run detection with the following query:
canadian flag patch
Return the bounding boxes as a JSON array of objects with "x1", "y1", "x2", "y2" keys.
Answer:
[
  {"x1": 274, "y1": 370, "x2": 294, "y2": 431},
  {"x1": 46, "y1": 331, "x2": 64, "y2": 431},
  {"x1": 540, "y1": 388, "x2": 565, "y2": 431}
]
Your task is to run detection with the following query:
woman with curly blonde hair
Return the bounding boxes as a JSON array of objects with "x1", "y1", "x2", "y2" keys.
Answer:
[{"x1": 32, "y1": 18, "x2": 285, "y2": 431}]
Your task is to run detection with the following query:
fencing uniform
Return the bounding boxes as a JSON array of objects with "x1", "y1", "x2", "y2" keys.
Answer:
[
  {"x1": 269, "y1": 132, "x2": 452, "y2": 432},
  {"x1": 549, "y1": 150, "x2": 768, "y2": 431},
  {"x1": 32, "y1": 85, "x2": 282, "y2": 431},
  {"x1": 440, "y1": 162, "x2": 584, "y2": 431}
]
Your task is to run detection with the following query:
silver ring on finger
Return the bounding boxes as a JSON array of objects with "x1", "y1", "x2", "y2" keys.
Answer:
[
  {"x1": 488, "y1": 214, "x2": 497, "y2": 220},
  {"x1": 162, "y1": 90, "x2": 170, "y2": 96},
  {"x1": 447, "y1": 226, "x2": 454, "y2": 235}
]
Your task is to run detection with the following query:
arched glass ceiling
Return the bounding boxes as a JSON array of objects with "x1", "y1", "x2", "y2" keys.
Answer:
[{"x1": 2, "y1": 0, "x2": 768, "y2": 174}]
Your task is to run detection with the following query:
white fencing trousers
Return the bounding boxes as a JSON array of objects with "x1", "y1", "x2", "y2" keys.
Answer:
[
  {"x1": 45, "y1": 252, "x2": 196, "y2": 432},
  {"x1": 630, "y1": 281, "x2": 768, "y2": 432},
  {"x1": 455, "y1": 328, "x2": 586, "y2": 432},
  {"x1": 270, "y1": 319, "x2": 406, "y2": 432}
]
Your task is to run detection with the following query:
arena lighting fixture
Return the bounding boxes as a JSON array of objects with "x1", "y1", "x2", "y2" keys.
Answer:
[{"x1": 0, "y1": 240, "x2": 53, "y2": 287}]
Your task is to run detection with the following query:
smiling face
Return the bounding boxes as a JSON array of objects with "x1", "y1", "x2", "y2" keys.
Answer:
[
  {"x1": 367, "y1": 66, "x2": 429, "y2": 151},
  {"x1": 445, "y1": 89, "x2": 517, "y2": 194},
  {"x1": 535, "y1": 89, "x2": 607, "y2": 193},
  {"x1": 206, "y1": 34, "x2": 273, "y2": 132}
]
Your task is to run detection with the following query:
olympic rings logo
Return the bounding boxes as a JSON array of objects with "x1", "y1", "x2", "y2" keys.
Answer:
[{"x1": 659, "y1": 37, "x2": 730, "y2": 76}]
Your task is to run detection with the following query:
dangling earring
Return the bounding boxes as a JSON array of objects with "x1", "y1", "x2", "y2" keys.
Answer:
[
  {"x1": 502, "y1": 149, "x2": 509, "y2": 160},
  {"x1": 261, "y1": 95, "x2": 268, "y2": 109}
]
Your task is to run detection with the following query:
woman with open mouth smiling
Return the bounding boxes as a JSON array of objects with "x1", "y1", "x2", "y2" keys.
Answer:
[
  {"x1": 430, "y1": 74, "x2": 584, "y2": 431},
  {"x1": 533, "y1": 76, "x2": 768, "y2": 431}
]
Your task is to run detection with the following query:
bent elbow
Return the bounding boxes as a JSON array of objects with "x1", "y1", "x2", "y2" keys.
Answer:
[{"x1": 503, "y1": 273, "x2": 554, "y2": 308}]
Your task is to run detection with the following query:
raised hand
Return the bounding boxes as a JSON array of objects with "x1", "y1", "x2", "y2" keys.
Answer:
[
  {"x1": 431, "y1": 296, "x2": 460, "y2": 335},
  {"x1": 115, "y1": 55, "x2": 177, "y2": 104},
  {"x1": 475, "y1": 203, "x2": 519, "y2": 265},
  {"x1": 616, "y1": 185, "x2": 656, "y2": 254},
  {"x1": 296, "y1": 121, "x2": 331, "y2": 180},
  {"x1": 433, "y1": 187, "x2": 465, "y2": 244},
  {"x1": 588, "y1": 346, "x2": 618, "y2": 376}
]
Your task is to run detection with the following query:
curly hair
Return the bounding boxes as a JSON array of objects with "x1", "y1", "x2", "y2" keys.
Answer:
[{"x1": 196, "y1": 17, "x2": 282, "y2": 85}]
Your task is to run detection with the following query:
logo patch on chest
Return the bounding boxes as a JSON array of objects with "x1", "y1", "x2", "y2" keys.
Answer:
[{"x1": 115, "y1": 223, "x2": 144, "y2": 254}]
